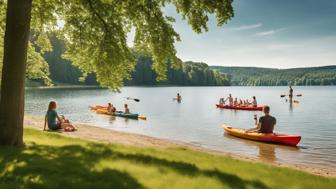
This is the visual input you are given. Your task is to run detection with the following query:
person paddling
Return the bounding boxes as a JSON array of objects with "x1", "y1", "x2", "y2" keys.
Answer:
[
  {"x1": 107, "y1": 103, "x2": 117, "y2": 114},
  {"x1": 246, "y1": 106, "x2": 276, "y2": 134},
  {"x1": 226, "y1": 94, "x2": 233, "y2": 106},
  {"x1": 124, "y1": 104, "x2": 130, "y2": 114},
  {"x1": 251, "y1": 96, "x2": 258, "y2": 107},
  {"x1": 219, "y1": 98, "x2": 225, "y2": 106}
]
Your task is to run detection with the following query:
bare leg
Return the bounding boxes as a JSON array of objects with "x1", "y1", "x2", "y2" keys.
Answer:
[{"x1": 61, "y1": 123, "x2": 76, "y2": 131}]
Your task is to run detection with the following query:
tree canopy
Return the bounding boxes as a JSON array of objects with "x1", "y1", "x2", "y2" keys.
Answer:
[{"x1": 0, "y1": 0, "x2": 234, "y2": 90}]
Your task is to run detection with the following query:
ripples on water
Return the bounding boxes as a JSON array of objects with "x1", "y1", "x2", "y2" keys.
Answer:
[{"x1": 25, "y1": 86, "x2": 336, "y2": 170}]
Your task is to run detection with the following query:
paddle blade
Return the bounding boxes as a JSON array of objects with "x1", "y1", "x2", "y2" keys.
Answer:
[
  {"x1": 138, "y1": 116, "x2": 147, "y2": 120},
  {"x1": 134, "y1": 99, "x2": 140, "y2": 102}
]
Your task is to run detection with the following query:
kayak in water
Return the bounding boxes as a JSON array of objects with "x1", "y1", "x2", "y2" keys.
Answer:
[
  {"x1": 90, "y1": 106, "x2": 146, "y2": 120},
  {"x1": 223, "y1": 125, "x2": 301, "y2": 146},
  {"x1": 216, "y1": 104, "x2": 263, "y2": 111}
]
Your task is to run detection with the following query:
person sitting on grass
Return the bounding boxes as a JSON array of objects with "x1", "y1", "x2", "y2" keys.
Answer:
[
  {"x1": 246, "y1": 106, "x2": 276, "y2": 134},
  {"x1": 124, "y1": 104, "x2": 130, "y2": 114},
  {"x1": 44, "y1": 101, "x2": 76, "y2": 131}
]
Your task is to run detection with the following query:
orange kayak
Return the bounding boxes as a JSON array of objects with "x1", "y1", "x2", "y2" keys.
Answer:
[
  {"x1": 216, "y1": 104, "x2": 263, "y2": 111},
  {"x1": 223, "y1": 125, "x2": 301, "y2": 146}
]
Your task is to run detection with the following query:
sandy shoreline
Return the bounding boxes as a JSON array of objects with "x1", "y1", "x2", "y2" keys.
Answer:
[{"x1": 24, "y1": 115, "x2": 336, "y2": 178}]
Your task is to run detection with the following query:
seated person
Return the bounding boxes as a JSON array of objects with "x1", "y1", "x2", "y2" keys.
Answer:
[
  {"x1": 107, "y1": 103, "x2": 112, "y2": 112},
  {"x1": 245, "y1": 106, "x2": 276, "y2": 134},
  {"x1": 107, "y1": 103, "x2": 116, "y2": 113},
  {"x1": 250, "y1": 96, "x2": 257, "y2": 107},
  {"x1": 233, "y1": 98, "x2": 238, "y2": 106},
  {"x1": 124, "y1": 104, "x2": 130, "y2": 114},
  {"x1": 44, "y1": 101, "x2": 76, "y2": 131},
  {"x1": 238, "y1": 99, "x2": 243, "y2": 106},
  {"x1": 219, "y1": 98, "x2": 225, "y2": 106}
]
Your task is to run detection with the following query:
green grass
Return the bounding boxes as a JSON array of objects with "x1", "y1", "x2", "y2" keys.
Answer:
[{"x1": 0, "y1": 128, "x2": 335, "y2": 189}]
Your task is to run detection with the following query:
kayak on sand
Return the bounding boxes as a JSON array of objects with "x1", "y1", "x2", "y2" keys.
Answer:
[
  {"x1": 223, "y1": 125, "x2": 301, "y2": 146},
  {"x1": 216, "y1": 104, "x2": 263, "y2": 111}
]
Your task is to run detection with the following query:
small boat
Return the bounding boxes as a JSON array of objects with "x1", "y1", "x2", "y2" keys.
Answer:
[
  {"x1": 223, "y1": 125, "x2": 301, "y2": 146},
  {"x1": 113, "y1": 112, "x2": 139, "y2": 119},
  {"x1": 216, "y1": 104, "x2": 263, "y2": 111},
  {"x1": 90, "y1": 106, "x2": 145, "y2": 120}
]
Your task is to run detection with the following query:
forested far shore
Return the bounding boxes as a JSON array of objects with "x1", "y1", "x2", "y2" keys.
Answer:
[
  {"x1": 28, "y1": 36, "x2": 336, "y2": 87},
  {"x1": 212, "y1": 66, "x2": 336, "y2": 86},
  {"x1": 36, "y1": 36, "x2": 230, "y2": 87}
]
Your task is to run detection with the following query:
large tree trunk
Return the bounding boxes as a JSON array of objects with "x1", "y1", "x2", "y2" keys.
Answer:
[{"x1": 0, "y1": 0, "x2": 32, "y2": 146}]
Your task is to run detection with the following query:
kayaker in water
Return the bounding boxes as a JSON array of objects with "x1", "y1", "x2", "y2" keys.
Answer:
[
  {"x1": 44, "y1": 101, "x2": 76, "y2": 131},
  {"x1": 246, "y1": 106, "x2": 276, "y2": 134},
  {"x1": 225, "y1": 94, "x2": 233, "y2": 106},
  {"x1": 233, "y1": 98, "x2": 238, "y2": 106},
  {"x1": 107, "y1": 103, "x2": 112, "y2": 112},
  {"x1": 238, "y1": 99, "x2": 243, "y2": 107},
  {"x1": 107, "y1": 103, "x2": 117, "y2": 113},
  {"x1": 250, "y1": 96, "x2": 257, "y2": 107},
  {"x1": 177, "y1": 93, "x2": 182, "y2": 101},
  {"x1": 219, "y1": 98, "x2": 225, "y2": 106},
  {"x1": 124, "y1": 104, "x2": 130, "y2": 114}
]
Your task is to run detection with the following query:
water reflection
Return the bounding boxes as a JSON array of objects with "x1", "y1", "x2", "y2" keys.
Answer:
[{"x1": 224, "y1": 133, "x2": 299, "y2": 162}]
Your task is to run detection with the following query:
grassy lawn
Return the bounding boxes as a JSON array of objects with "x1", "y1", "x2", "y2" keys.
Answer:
[{"x1": 0, "y1": 128, "x2": 335, "y2": 189}]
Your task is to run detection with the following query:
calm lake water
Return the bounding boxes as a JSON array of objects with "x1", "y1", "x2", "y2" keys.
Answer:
[{"x1": 25, "y1": 86, "x2": 336, "y2": 170}]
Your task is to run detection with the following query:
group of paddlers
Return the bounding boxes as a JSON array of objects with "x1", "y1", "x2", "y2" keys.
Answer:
[
  {"x1": 219, "y1": 94, "x2": 258, "y2": 107},
  {"x1": 101, "y1": 103, "x2": 130, "y2": 114}
]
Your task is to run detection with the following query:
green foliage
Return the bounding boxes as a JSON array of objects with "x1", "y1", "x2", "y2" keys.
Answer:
[
  {"x1": 125, "y1": 56, "x2": 230, "y2": 86},
  {"x1": 0, "y1": 0, "x2": 52, "y2": 85},
  {"x1": 41, "y1": 39, "x2": 230, "y2": 86},
  {"x1": 1, "y1": 0, "x2": 234, "y2": 90},
  {"x1": 212, "y1": 66, "x2": 336, "y2": 86},
  {"x1": 1, "y1": 128, "x2": 335, "y2": 189}
]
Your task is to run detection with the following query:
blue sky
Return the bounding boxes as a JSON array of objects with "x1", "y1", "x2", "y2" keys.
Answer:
[{"x1": 163, "y1": 0, "x2": 336, "y2": 68}]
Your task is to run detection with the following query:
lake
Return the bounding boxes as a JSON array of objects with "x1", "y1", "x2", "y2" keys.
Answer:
[{"x1": 25, "y1": 86, "x2": 336, "y2": 171}]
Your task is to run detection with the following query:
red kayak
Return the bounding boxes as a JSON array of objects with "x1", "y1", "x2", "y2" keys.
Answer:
[
  {"x1": 223, "y1": 125, "x2": 301, "y2": 146},
  {"x1": 216, "y1": 104, "x2": 263, "y2": 111}
]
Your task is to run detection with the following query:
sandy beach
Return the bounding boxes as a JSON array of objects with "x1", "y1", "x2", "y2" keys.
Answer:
[{"x1": 24, "y1": 115, "x2": 336, "y2": 178}]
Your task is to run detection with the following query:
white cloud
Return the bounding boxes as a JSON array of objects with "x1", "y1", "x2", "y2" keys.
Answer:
[
  {"x1": 230, "y1": 23, "x2": 262, "y2": 31},
  {"x1": 256, "y1": 28, "x2": 285, "y2": 36}
]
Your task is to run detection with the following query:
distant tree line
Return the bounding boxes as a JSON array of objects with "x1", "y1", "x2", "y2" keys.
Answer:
[
  {"x1": 212, "y1": 66, "x2": 336, "y2": 86},
  {"x1": 39, "y1": 37, "x2": 230, "y2": 86},
  {"x1": 125, "y1": 57, "x2": 230, "y2": 86}
]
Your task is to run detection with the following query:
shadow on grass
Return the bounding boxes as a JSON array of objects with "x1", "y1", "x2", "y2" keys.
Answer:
[{"x1": 0, "y1": 142, "x2": 269, "y2": 189}]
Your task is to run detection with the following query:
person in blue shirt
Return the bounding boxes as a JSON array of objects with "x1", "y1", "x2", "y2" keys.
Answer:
[{"x1": 44, "y1": 101, "x2": 76, "y2": 131}]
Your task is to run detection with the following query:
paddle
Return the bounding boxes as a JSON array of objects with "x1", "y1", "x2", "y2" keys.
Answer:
[
  {"x1": 124, "y1": 97, "x2": 140, "y2": 102},
  {"x1": 138, "y1": 116, "x2": 147, "y2": 120},
  {"x1": 280, "y1": 94, "x2": 303, "y2": 98}
]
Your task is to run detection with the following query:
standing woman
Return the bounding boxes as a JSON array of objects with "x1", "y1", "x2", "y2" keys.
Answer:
[{"x1": 43, "y1": 101, "x2": 76, "y2": 131}]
